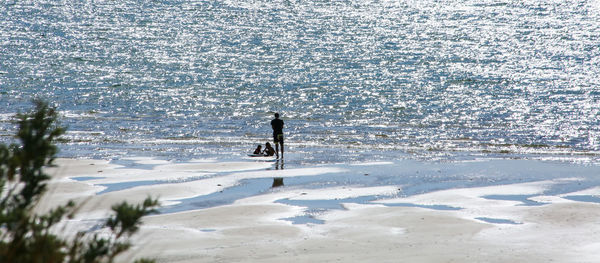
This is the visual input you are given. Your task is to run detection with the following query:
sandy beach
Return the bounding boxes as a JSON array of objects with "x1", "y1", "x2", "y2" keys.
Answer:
[{"x1": 41, "y1": 158, "x2": 600, "y2": 263}]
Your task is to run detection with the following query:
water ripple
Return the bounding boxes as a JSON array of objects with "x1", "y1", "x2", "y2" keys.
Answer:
[{"x1": 1, "y1": 0, "x2": 599, "y2": 163}]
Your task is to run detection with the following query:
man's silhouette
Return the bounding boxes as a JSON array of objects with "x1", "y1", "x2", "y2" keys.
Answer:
[{"x1": 271, "y1": 113, "x2": 284, "y2": 158}]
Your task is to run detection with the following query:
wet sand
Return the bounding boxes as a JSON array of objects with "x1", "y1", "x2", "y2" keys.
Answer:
[{"x1": 42, "y1": 158, "x2": 600, "y2": 263}]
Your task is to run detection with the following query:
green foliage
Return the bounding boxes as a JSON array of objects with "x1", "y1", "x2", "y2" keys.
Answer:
[
  {"x1": 107, "y1": 199, "x2": 159, "y2": 239},
  {"x1": 0, "y1": 100, "x2": 158, "y2": 263}
]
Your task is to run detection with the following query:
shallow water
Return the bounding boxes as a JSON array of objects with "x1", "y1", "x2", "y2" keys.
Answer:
[
  {"x1": 134, "y1": 158, "x2": 600, "y2": 223},
  {"x1": 2, "y1": 0, "x2": 600, "y2": 164}
]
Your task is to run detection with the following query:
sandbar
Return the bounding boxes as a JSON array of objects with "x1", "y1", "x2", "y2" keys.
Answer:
[{"x1": 40, "y1": 158, "x2": 600, "y2": 263}]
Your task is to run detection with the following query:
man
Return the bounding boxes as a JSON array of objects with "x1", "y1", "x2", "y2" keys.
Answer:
[{"x1": 271, "y1": 113, "x2": 284, "y2": 158}]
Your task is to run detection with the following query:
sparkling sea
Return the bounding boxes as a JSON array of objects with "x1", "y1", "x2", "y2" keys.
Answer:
[{"x1": 2, "y1": 0, "x2": 600, "y2": 165}]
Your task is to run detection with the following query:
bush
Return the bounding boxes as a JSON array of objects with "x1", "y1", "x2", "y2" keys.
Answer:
[{"x1": 0, "y1": 100, "x2": 158, "y2": 263}]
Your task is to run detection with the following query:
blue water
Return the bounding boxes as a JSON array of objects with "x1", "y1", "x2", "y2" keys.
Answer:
[
  {"x1": 475, "y1": 217, "x2": 522, "y2": 225},
  {"x1": 147, "y1": 158, "x2": 599, "y2": 224},
  {"x1": 1, "y1": 0, "x2": 600, "y2": 164},
  {"x1": 481, "y1": 194, "x2": 547, "y2": 206}
]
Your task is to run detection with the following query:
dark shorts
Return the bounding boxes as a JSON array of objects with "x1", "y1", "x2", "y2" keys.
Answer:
[{"x1": 273, "y1": 133, "x2": 284, "y2": 143}]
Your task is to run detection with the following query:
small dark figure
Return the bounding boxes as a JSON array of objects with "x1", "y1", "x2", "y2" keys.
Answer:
[
  {"x1": 271, "y1": 113, "x2": 284, "y2": 158},
  {"x1": 263, "y1": 142, "x2": 275, "y2": 156},
  {"x1": 253, "y1": 144, "x2": 262, "y2": 155},
  {"x1": 272, "y1": 177, "x2": 284, "y2": 187}
]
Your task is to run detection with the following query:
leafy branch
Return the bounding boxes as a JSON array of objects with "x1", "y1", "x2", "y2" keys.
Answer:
[{"x1": 0, "y1": 100, "x2": 158, "y2": 263}]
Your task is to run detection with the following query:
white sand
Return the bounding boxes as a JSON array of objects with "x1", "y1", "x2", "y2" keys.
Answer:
[{"x1": 40, "y1": 158, "x2": 600, "y2": 263}]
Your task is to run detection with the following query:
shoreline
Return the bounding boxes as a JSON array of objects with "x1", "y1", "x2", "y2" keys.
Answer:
[{"x1": 42, "y1": 157, "x2": 600, "y2": 262}]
